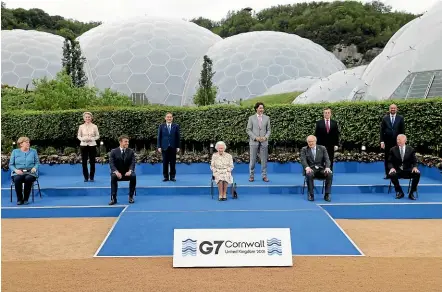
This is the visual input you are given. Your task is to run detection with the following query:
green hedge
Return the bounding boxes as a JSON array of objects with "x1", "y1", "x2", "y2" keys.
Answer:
[{"x1": 2, "y1": 98, "x2": 442, "y2": 149}]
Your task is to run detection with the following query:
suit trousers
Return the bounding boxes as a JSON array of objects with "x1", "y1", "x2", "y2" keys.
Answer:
[
  {"x1": 13, "y1": 174, "x2": 36, "y2": 202},
  {"x1": 383, "y1": 141, "x2": 395, "y2": 176},
  {"x1": 389, "y1": 170, "x2": 420, "y2": 194},
  {"x1": 306, "y1": 169, "x2": 333, "y2": 195},
  {"x1": 80, "y1": 145, "x2": 96, "y2": 180},
  {"x1": 325, "y1": 145, "x2": 335, "y2": 170},
  {"x1": 162, "y1": 147, "x2": 177, "y2": 179},
  {"x1": 111, "y1": 173, "x2": 136, "y2": 198},
  {"x1": 249, "y1": 143, "x2": 268, "y2": 178}
]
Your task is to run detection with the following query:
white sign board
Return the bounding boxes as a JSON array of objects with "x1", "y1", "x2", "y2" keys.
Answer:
[{"x1": 173, "y1": 228, "x2": 293, "y2": 268}]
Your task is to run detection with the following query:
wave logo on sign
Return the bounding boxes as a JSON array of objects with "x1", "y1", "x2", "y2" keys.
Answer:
[
  {"x1": 182, "y1": 238, "x2": 197, "y2": 256},
  {"x1": 267, "y1": 238, "x2": 282, "y2": 256}
]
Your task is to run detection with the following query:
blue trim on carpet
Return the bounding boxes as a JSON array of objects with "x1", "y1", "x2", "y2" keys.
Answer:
[
  {"x1": 1, "y1": 206, "x2": 124, "y2": 218},
  {"x1": 321, "y1": 203, "x2": 442, "y2": 219}
]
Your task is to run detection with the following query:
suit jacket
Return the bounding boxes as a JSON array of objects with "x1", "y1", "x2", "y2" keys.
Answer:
[
  {"x1": 388, "y1": 145, "x2": 418, "y2": 172},
  {"x1": 380, "y1": 114, "x2": 404, "y2": 145},
  {"x1": 246, "y1": 114, "x2": 271, "y2": 146},
  {"x1": 157, "y1": 123, "x2": 180, "y2": 150},
  {"x1": 314, "y1": 119, "x2": 340, "y2": 147},
  {"x1": 109, "y1": 147, "x2": 136, "y2": 174},
  {"x1": 300, "y1": 145, "x2": 331, "y2": 170}
]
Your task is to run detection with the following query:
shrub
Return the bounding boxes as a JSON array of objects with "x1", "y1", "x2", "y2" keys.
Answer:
[{"x1": 1, "y1": 98, "x2": 441, "y2": 154}]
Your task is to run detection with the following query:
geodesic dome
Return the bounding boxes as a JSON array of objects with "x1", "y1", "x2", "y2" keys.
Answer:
[
  {"x1": 183, "y1": 31, "x2": 345, "y2": 104},
  {"x1": 261, "y1": 76, "x2": 320, "y2": 96},
  {"x1": 361, "y1": 1, "x2": 442, "y2": 100},
  {"x1": 1, "y1": 29, "x2": 64, "y2": 88},
  {"x1": 294, "y1": 65, "x2": 367, "y2": 104},
  {"x1": 77, "y1": 16, "x2": 222, "y2": 105}
]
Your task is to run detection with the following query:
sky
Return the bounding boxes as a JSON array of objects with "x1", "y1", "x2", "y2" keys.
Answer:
[{"x1": 3, "y1": 0, "x2": 440, "y2": 23}]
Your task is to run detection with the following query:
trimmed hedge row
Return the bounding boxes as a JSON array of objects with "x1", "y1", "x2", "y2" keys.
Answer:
[{"x1": 2, "y1": 98, "x2": 442, "y2": 149}]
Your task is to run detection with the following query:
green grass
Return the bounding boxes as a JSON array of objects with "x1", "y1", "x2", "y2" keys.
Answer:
[{"x1": 240, "y1": 92, "x2": 301, "y2": 106}]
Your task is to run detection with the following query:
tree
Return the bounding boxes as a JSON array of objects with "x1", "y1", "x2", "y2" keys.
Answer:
[
  {"x1": 62, "y1": 38, "x2": 88, "y2": 87},
  {"x1": 193, "y1": 55, "x2": 217, "y2": 106}
]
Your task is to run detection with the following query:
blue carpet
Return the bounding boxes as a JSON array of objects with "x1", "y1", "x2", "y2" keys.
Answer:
[
  {"x1": 322, "y1": 203, "x2": 442, "y2": 219},
  {"x1": 96, "y1": 208, "x2": 362, "y2": 256},
  {"x1": 1, "y1": 206, "x2": 124, "y2": 218}
]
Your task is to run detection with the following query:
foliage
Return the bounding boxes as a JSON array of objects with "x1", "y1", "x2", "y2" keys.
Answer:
[
  {"x1": 2, "y1": 150, "x2": 442, "y2": 170},
  {"x1": 1, "y1": 71, "x2": 133, "y2": 111},
  {"x1": 1, "y1": 1, "x2": 100, "y2": 39},
  {"x1": 241, "y1": 92, "x2": 302, "y2": 107},
  {"x1": 62, "y1": 38, "x2": 88, "y2": 87},
  {"x1": 193, "y1": 55, "x2": 217, "y2": 106},
  {"x1": 1, "y1": 98, "x2": 441, "y2": 154},
  {"x1": 191, "y1": 1, "x2": 417, "y2": 53}
]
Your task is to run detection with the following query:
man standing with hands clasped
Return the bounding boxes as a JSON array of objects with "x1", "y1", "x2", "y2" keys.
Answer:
[
  {"x1": 246, "y1": 102, "x2": 271, "y2": 182},
  {"x1": 157, "y1": 112, "x2": 180, "y2": 182},
  {"x1": 314, "y1": 108, "x2": 340, "y2": 170},
  {"x1": 380, "y1": 104, "x2": 405, "y2": 178}
]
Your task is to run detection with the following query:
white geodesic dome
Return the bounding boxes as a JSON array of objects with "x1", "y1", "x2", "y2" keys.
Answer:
[
  {"x1": 261, "y1": 76, "x2": 320, "y2": 96},
  {"x1": 1, "y1": 29, "x2": 64, "y2": 88},
  {"x1": 77, "y1": 16, "x2": 222, "y2": 105},
  {"x1": 361, "y1": 1, "x2": 442, "y2": 100},
  {"x1": 183, "y1": 31, "x2": 345, "y2": 104},
  {"x1": 294, "y1": 65, "x2": 367, "y2": 104}
]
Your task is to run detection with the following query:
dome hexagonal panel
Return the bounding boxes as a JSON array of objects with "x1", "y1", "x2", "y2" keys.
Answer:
[
  {"x1": 183, "y1": 31, "x2": 345, "y2": 104},
  {"x1": 361, "y1": 1, "x2": 442, "y2": 100},
  {"x1": 294, "y1": 66, "x2": 368, "y2": 104},
  {"x1": 261, "y1": 76, "x2": 320, "y2": 96},
  {"x1": 1, "y1": 29, "x2": 64, "y2": 88},
  {"x1": 77, "y1": 16, "x2": 222, "y2": 105}
]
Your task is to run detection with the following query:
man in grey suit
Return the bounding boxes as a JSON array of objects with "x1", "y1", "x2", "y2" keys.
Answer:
[
  {"x1": 246, "y1": 102, "x2": 271, "y2": 182},
  {"x1": 300, "y1": 135, "x2": 333, "y2": 202}
]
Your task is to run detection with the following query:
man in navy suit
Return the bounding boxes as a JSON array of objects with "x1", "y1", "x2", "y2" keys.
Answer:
[
  {"x1": 380, "y1": 104, "x2": 405, "y2": 178},
  {"x1": 157, "y1": 112, "x2": 180, "y2": 181},
  {"x1": 109, "y1": 135, "x2": 136, "y2": 205},
  {"x1": 314, "y1": 108, "x2": 340, "y2": 170}
]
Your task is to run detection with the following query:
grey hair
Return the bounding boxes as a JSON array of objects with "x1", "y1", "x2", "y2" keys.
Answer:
[
  {"x1": 397, "y1": 134, "x2": 407, "y2": 140},
  {"x1": 215, "y1": 141, "x2": 227, "y2": 150},
  {"x1": 306, "y1": 135, "x2": 317, "y2": 142}
]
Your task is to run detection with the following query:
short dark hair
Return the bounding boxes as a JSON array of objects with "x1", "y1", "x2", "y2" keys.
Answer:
[
  {"x1": 165, "y1": 112, "x2": 173, "y2": 116},
  {"x1": 323, "y1": 107, "x2": 331, "y2": 111},
  {"x1": 119, "y1": 135, "x2": 129, "y2": 142},
  {"x1": 254, "y1": 102, "x2": 264, "y2": 111}
]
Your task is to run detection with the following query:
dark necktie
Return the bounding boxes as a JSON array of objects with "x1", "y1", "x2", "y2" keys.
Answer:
[
  {"x1": 326, "y1": 120, "x2": 330, "y2": 133},
  {"x1": 122, "y1": 149, "x2": 126, "y2": 159}
]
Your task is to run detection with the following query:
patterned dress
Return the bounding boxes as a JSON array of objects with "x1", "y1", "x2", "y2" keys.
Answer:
[{"x1": 210, "y1": 152, "x2": 234, "y2": 184}]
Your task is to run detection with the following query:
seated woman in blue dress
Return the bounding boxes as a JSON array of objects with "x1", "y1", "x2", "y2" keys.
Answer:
[{"x1": 9, "y1": 137, "x2": 40, "y2": 205}]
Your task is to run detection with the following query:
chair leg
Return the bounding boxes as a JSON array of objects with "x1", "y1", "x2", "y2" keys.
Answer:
[
  {"x1": 388, "y1": 181, "x2": 392, "y2": 194},
  {"x1": 302, "y1": 177, "x2": 306, "y2": 195},
  {"x1": 10, "y1": 184, "x2": 13, "y2": 203},
  {"x1": 32, "y1": 184, "x2": 35, "y2": 203},
  {"x1": 210, "y1": 179, "x2": 214, "y2": 199},
  {"x1": 322, "y1": 180, "x2": 325, "y2": 194},
  {"x1": 36, "y1": 180, "x2": 42, "y2": 198},
  {"x1": 407, "y1": 179, "x2": 411, "y2": 194}
]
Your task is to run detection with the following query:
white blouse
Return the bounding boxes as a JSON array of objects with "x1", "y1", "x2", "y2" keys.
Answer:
[{"x1": 77, "y1": 123, "x2": 100, "y2": 146}]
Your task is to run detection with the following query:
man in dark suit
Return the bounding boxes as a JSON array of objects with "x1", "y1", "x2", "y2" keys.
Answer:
[
  {"x1": 157, "y1": 112, "x2": 180, "y2": 182},
  {"x1": 300, "y1": 135, "x2": 333, "y2": 202},
  {"x1": 388, "y1": 134, "x2": 419, "y2": 200},
  {"x1": 380, "y1": 104, "x2": 405, "y2": 178},
  {"x1": 109, "y1": 135, "x2": 136, "y2": 205},
  {"x1": 314, "y1": 108, "x2": 340, "y2": 170}
]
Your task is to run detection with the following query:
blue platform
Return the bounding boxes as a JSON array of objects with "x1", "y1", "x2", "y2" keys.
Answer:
[{"x1": 2, "y1": 162, "x2": 441, "y2": 257}]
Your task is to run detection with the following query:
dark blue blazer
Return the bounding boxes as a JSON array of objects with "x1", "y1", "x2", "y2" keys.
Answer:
[{"x1": 157, "y1": 123, "x2": 180, "y2": 150}]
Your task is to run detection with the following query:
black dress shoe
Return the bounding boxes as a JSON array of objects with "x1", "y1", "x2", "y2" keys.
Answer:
[
  {"x1": 408, "y1": 193, "x2": 416, "y2": 200},
  {"x1": 308, "y1": 194, "x2": 314, "y2": 201},
  {"x1": 163, "y1": 178, "x2": 169, "y2": 182},
  {"x1": 395, "y1": 192, "x2": 404, "y2": 199},
  {"x1": 129, "y1": 196, "x2": 135, "y2": 203},
  {"x1": 324, "y1": 194, "x2": 331, "y2": 202},
  {"x1": 109, "y1": 198, "x2": 117, "y2": 205},
  {"x1": 171, "y1": 178, "x2": 176, "y2": 182},
  {"x1": 17, "y1": 200, "x2": 24, "y2": 205}
]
